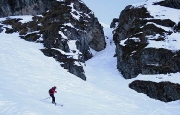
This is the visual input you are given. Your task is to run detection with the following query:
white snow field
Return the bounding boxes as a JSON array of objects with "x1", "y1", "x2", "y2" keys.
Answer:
[{"x1": 0, "y1": 21, "x2": 180, "y2": 115}]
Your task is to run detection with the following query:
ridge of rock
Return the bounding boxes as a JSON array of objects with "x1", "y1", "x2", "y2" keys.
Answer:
[{"x1": 0, "y1": 0, "x2": 106, "y2": 80}]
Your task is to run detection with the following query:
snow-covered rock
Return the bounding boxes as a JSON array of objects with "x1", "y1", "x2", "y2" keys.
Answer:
[
  {"x1": 0, "y1": 0, "x2": 106, "y2": 80},
  {"x1": 110, "y1": 0, "x2": 180, "y2": 102},
  {"x1": 111, "y1": 0, "x2": 180, "y2": 79}
]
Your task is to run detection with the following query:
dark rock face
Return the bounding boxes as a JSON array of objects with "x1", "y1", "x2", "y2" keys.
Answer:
[
  {"x1": 110, "y1": 18, "x2": 119, "y2": 29},
  {"x1": 0, "y1": 0, "x2": 106, "y2": 80},
  {"x1": 129, "y1": 80, "x2": 180, "y2": 102},
  {"x1": 174, "y1": 22, "x2": 180, "y2": 32},
  {"x1": 141, "y1": 49, "x2": 180, "y2": 74},
  {"x1": 111, "y1": 6, "x2": 152, "y2": 79},
  {"x1": 111, "y1": 3, "x2": 180, "y2": 79},
  {"x1": 0, "y1": 24, "x2": 3, "y2": 33},
  {"x1": 0, "y1": 0, "x2": 55, "y2": 17},
  {"x1": 154, "y1": 0, "x2": 180, "y2": 9}
]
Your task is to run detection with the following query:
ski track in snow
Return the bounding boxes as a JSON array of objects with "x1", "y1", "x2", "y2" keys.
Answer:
[{"x1": 1, "y1": 17, "x2": 180, "y2": 115}]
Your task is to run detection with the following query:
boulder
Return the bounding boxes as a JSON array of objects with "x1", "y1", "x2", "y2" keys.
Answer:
[{"x1": 129, "y1": 80, "x2": 180, "y2": 102}]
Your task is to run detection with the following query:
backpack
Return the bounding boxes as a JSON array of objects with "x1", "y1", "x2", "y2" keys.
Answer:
[{"x1": 49, "y1": 88, "x2": 52, "y2": 94}]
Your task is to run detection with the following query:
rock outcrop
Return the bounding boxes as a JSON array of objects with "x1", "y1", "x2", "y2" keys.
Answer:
[
  {"x1": 154, "y1": 0, "x2": 180, "y2": 9},
  {"x1": 129, "y1": 80, "x2": 180, "y2": 102},
  {"x1": 0, "y1": 0, "x2": 55, "y2": 17},
  {"x1": 111, "y1": 0, "x2": 180, "y2": 79},
  {"x1": 0, "y1": 0, "x2": 106, "y2": 80}
]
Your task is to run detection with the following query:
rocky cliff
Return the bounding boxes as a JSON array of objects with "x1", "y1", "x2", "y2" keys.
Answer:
[
  {"x1": 0, "y1": 0, "x2": 106, "y2": 80},
  {"x1": 111, "y1": 0, "x2": 180, "y2": 79},
  {"x1": 111, "y1": 0, "x2": 180, "y2": 102},
  {"x1": 0, "y1": 0, "x2": 54, "y2": 17}
]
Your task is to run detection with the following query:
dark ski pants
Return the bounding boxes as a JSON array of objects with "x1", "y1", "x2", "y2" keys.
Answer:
[{"x1": 50, "y1": 94, "x2": 55, "y2": 103}]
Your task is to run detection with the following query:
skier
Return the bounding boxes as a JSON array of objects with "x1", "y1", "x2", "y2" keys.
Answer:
[{"x1": 49, "y1": 86, "x2": 57, "y2": 104}]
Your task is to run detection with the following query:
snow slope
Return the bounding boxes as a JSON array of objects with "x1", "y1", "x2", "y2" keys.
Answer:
[{"x1": 1, "y1": 4, "x2": 180, "y2": 115}]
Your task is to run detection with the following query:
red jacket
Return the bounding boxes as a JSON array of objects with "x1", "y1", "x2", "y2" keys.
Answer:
[{"x1": 49, "y1": 87, "x2": 57, "y2": 95}]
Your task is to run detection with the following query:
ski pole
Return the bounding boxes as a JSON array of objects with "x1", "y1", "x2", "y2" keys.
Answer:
[{"x1": 44, "y1": 97, "x2": 51, "y2": 100}]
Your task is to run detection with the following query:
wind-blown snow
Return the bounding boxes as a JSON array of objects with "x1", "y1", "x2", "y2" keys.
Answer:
[
  {"x1": 1, "y1": 3, "x2": 180, "y2": 115},
  {"x1": 127, "y1": 0, "x2": 180, "y2": 51}
]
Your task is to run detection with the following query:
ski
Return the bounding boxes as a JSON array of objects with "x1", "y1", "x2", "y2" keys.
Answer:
[{"x1": 55, "y1": 103, "x2": 63, "y2": 107}]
